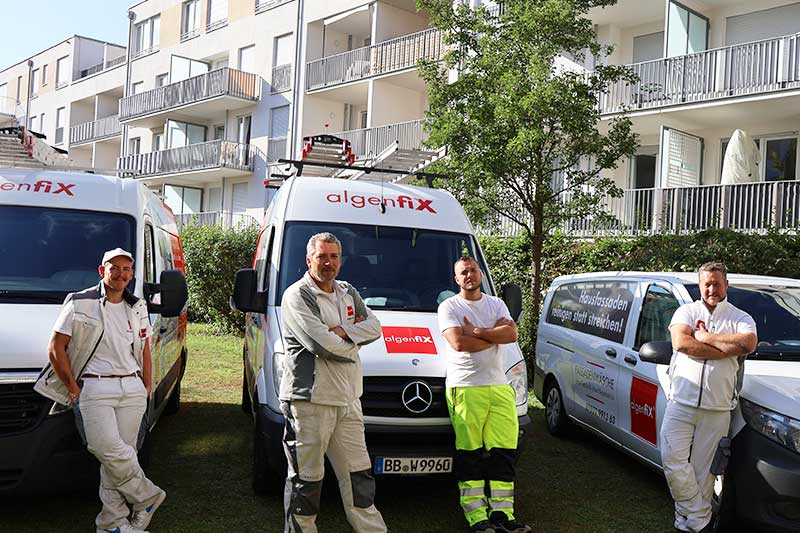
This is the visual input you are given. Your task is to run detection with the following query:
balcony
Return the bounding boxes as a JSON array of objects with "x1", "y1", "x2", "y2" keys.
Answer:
[
  {"x1": 175, "y1": 210, "x2": 259, "y2": 231},
  {"x1": 119, "y1": 68, "x2": 261, "y2": 127},
  {"x1": 329, "y1": 119, "x2": 429, "y2": 159},
  {"x1": 271, "y1": 64, "x2": 292, "y2": 93},
  {"x1": 69, "y1": 115, "x2": 121, "y2": 146},
  {"x1": 255, "y1": 0, "x2": 292, "y2": 14},
  {"x1": 306, "y1": 28, "x2": 444, "y2": 91},
  {"x1": 599, "y1": 32, "x2": 800, "y2": 116},
  {"x1": 77, "y1": 56, "x2": 126, "y2": 80},
  {"x1": 117, "y1": 140, "x2": 258, "y2": 180},
  {"x1": 267, "y1": 136, "x2": 287, "y2": 163}
]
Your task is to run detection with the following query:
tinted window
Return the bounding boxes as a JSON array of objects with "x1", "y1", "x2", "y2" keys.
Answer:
[
  {"x1": 0, "y1": 206, "x2": 136, "y2": 303},
  {"x1": 634, "y1": 284, "x2": 680, "y2": 350},
  {"x1": 686, "y1": 283, "x2": 800, "y2": 360},
  {"x1": 277, "y1": 222, "x2": 490, "y2": 310},
  {"x1": 546, "y1": 281, "x2": 636, "y2": 343}
]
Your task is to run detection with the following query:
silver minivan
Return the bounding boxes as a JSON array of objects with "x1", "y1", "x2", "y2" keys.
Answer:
[{"x1": 533, "y1": 272, "x2": 800, "y2": 532}]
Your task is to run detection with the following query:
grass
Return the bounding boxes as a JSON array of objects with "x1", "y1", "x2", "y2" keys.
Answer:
[{"x1": 0, "y1": 323, "x2": 676, "y2": 532}]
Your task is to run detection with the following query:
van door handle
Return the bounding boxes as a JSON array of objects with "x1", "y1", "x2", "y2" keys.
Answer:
[
  {"x1": 605, "y1": 348, "x2": 617, "y2": 358},
  {"x1": 624, "y1": 355, "x2": 637, "y2": 366}
]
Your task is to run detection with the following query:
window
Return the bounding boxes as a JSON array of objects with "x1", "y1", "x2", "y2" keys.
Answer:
[
  {"x1": 39, "y1": 113, "x2": 45, "y2": 134},
  {"x1": 41, "y1": 64, "x2": 48, "y2": 86},
  {"x1": 545, "y1": 281, "x2": 637, "y2": 344},
  {"x1": 634, "y1": 285, "x2": 680, "y2": 350},
  {"x1": 666, "y1": 1, "x2": 708, "y2": 57},
  {"x1": 30, "y1": 68, "x2": 40, "y2": 97},
  {"x1": 16, "y1": 75, "x2": 22, "y2": 102},
  {"x1": 360, "y1": 111, "x2": 368, "y2": 129},
  {"x1": 181, "y1": 0, "x2": 201, "y2": 40},
  {"x1": 164, "y1": 185, "x2": 202, "y2": 215},
  {"x1": 213, "y1": 125, "x2": 225, "y2": 140},
  {"x1": 270, "y1": 106, "x2": 289, "y2": 138},
  {"x1": 238, "y1": 115, "x2": 252, "y2": 144},
  {"x1": 143, "y1": 224, "x2": 156, "y2": 284},
  {"x1": 206, "y1": 0, "x2": 228, "y2": 31},
  {"x1": 55, "y1": 107, "x2": 65, "y2": 144},
  {"x1": 764, "y1": 138, "x2": 797, "y2": 182},
  {"x1": 131, "y1": 81, "x2": 144, "y2": 95},
  {"x1": 29, "y1": 115, "x2": 37, "y2": 131},
  {"x1": 56, "y1": 56, "x2": 69, "y2": 88},
  {"x1": 156, "y1": 73, "x2": 169, "y2": 87},
  {"x1": 167, "y1": 120, "x2": 206, "y2": 148},
  {"x1": 274, "y1": 33, "x2": 293, "y2": 67},
  {"x1": 208, "y1": 187, "x2": 222, "y2": 211},
  {"x1": 238, "y1": 45, "x2": 255, "y2": 73},
  {"x1": 129, "y1": 137, "x2": 141, "y2": 155},
  {"x1": 134, "y1": 15, "x2": 160, "y2": 56},
  {"x1": 153, "y1": 132, "x2": 164, "y2": 152}
]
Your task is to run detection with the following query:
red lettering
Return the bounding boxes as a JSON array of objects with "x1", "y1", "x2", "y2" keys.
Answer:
[
  {"x1": 415, "y1": 199, "x2": 436, "y2": 213},
  {"x1": 0, "y1": 183, "x2": 13, "y2": 191},
  {"x1": 368, "y1": 197, "x2": 381, "y2": 206},
  {"x1": 327, "y1": 193, "x2": 341, "y2": 203},
  {"x1": 53, "y1": 182, "x2": 75, "y2": 196}
]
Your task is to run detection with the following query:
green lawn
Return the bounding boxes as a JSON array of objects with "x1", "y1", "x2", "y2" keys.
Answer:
[{"x1": 1, "y1": 323, "x2": 675, "y2": 532}]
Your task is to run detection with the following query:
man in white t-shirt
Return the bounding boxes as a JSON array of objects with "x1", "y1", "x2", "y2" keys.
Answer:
[
  {"x1": 662, "y1": 262, "x2": 757, "y2": 533},
  {"x1": 438, "y1": 256, "x2": 530, "y2": 533},
  {"x1": 36, "y1": 249, "x2": 165, "y2": 533}
]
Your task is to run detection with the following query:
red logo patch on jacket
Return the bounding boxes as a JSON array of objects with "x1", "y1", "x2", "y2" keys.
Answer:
[{"x1": 347, "y1": 305, "x2": 354, "y2": 317}]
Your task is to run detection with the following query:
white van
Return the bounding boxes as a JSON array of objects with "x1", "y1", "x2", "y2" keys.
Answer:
[
  {"x1": 232, "y1": 176, "x2": 530, "y2": 492},
  {"x1": 0, "y1": 168, "x2": 188, "y2": 493},
  {"x1": 534, "y1": 272, "x2": 800, "y2": 531}
]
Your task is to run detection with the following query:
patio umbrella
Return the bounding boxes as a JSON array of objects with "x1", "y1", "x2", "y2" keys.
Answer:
[{"x1": 721, "y1": 129, "x2": 760, "y2": 184}]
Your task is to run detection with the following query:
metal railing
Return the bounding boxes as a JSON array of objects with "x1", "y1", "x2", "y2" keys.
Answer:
[
  {"x1": 255, "y1": 0, "x2": 292, "y2": 13},
  {"x1": 180, "y1": 28, "x2": 201, "y2": 42},
  {"x1": 555, "y1": 180, "x2": 800, "y2": 237},
  {"x1": 306, "y1": 27, "x2": 445, "y2": 90},
  {"x1": 329, "y1": 119, "x2": 428, "y2": 158},
  {"x1": 271, "y1": 64, "x2": 292, "y2": 92},
  {"x1": 119, "y1": 68, "x2": 261, "y2": 121},
  {"x1": 267, "y1": 136, "x2": 287, "y2": 162},
  {"x1": 78, "y1": 55, "x2": 126, "y2": 79},
  {"x1": 0, "y1": 97, "x2": 18, "y2": 117},
  {"x1": 117, "y1": 140, "x2": 257, "y2": 177},
  {"x1": 599, "y1": 32, "x2": 800, "y2": 115},
  {"x1": 70, "y1": 115, "x2": 121, "y2": 145},
  {"x1": 131, "y1": 46, "x2": 158, "y2": 60},
  {"x1": 206, "y1": 19, "x2": 227, "y2": 32},
  {"x1": 175, "y1": 210, "x2": 259, "y2": 231}
]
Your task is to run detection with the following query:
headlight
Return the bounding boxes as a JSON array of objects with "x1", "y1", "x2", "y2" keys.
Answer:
[
  {"x1": 272, "y1": 351, "x2": 284, "y2": 395},
  {"x1": 740, "y1": 398, "x2": 800, "y2": 454},
  {"x1": 506, "y1": 360, "x2": 528, "y2": 407}
]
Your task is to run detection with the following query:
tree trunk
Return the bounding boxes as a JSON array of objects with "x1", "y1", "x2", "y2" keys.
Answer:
[{"x1": 529, "y1": 207, "x2": 545, "y2": 361}]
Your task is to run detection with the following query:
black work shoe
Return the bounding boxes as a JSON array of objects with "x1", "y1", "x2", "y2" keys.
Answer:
[
  {"x1": 489, "y1": 511, "x2": 532, "y2": 533},
  {"x1": 468, "y1": 520, "x2": 496, "y2": 533}
]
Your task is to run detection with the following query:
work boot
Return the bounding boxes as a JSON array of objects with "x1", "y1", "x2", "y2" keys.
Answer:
[
  {"x1": 468, "y1": 520, "x2": 497, "y2": 533},
  {"x1": 489, "y1": 511, "x2": 532, "y2": 533},
  {"x1": 131, "y1": 489, "x2": 166, "y2": 530}
]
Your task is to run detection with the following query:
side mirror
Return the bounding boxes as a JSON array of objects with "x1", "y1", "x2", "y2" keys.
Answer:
[
  {"x1": 232, "y1": 268, "x2": 267, "y2": 313},
  {"x1": 639, "y1": 341, "x2": 673, "y2": 365},
  {"x1": 501, "y1": 283, "x2": 523, "y2": 322},
  {"x1": 144, "y1": 270, "x2": 188, "y2": 317}
]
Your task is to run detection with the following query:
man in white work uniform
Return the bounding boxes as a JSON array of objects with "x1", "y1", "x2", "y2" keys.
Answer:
[
  {"x1": 35, "y1": 248, "x2": 166, "y2": 533},
  {"x1": 662, "y1": 262, "x2": 757, "y2": 533}
]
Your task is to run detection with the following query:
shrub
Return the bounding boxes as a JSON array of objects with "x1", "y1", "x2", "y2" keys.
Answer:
[{"x1": 180, "y1": 225, "x2": 260, "y2": 334}]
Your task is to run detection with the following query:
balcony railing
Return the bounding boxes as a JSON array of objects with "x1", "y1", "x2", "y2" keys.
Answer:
[
  {"x1": 0, "y1": 97, "x2": 18, "y2": 117},
  {"x1": 255, "y1": 0, "x2": 292, "y2": 14},
  {"x1": 329, "y1": 119, "x2": 429, "y2": 158},
  {"x1": 119, "y1": 68, "x2": 261, "y2": 121},
  {"x1": 271, "y1": 64, "x2": 292, "y2": 93},
  {"x1": 117, "y1": 140, "x2": 257, "y2": 177},
  {"x1": 70, "y1": 115, "x2": 121, "y2": 145},
  {"x1": 175, "y1": 210, "x2": 259, "y2": 231},
  {"x1": 600, "y1": 32, "x2": 800, "y2": 115},
  {"x1": 78, "y1": 55, "x2": 126, "y2": 79},
  {"x1": 306, "y1": 27, "x2": 445, "y2": 90},
  {"x1": 267, "y1": 136, "x2": 287, "y2": 163}
]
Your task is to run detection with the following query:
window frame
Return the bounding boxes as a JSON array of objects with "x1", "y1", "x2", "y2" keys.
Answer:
[
  {"x1": 719, "y1": 133, "x2": 799, "y2": 182},
  {"x1": 633, "y1": 283, "x2": 681, "y2": 351}
]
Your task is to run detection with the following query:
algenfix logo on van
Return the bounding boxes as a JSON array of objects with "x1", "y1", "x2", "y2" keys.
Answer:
[
  {"x1": 383, "y1": 327, "x2": 438, "y2": 354},
  {"x1": 0, "y1": 179, "x2": 76, "y2": 196},
  {"x1": 326, "y1": 190, "x2": 436, "y2": 213}
]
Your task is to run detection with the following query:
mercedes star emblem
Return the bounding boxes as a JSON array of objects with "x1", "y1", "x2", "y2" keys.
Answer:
[{"x1": 401, "y1": 381, "x2": 433, "y2": 414}]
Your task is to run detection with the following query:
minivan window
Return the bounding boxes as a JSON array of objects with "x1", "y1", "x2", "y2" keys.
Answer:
[
  {"x1": 686, "y1": 283, "x2": 800, "y2": 361},
  {"x1": 545, "y1": 281, "x2": 637, "y2": 344},
  {"x1": 277, "y1": 222, "x2": 490, "y2": 310},
  {"x1": 0, "y1": 206, "x2": 136, "y2": 303},
  {"x1": 634, "y1": 284, "x2": 680, "y2": 350}
]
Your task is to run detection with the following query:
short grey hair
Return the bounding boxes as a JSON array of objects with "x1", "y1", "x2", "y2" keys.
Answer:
[
  {"x1": 698, "y1": 261, "x2": 727, "y2": 280},
  {"x1": 306, "y1": 232, "x2": 342, "y2": 258}
]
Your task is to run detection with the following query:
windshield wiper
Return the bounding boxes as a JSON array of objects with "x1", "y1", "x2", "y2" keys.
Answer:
[{"x1": 0, "y1": 290, "x2": 65, "y2": 303}]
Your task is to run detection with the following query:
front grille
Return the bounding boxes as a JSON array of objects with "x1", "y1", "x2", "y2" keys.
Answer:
[
  {"x1": 361, "y1": 377, "x2": 449, "y2": 418},
  {"x1": 0, "y1": 382, "x2": 49, "y2": 436}
]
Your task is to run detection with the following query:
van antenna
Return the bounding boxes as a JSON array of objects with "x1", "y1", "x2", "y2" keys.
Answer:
[{"x1": 380, "y1": 175, "x2": 386, "y2": 214}]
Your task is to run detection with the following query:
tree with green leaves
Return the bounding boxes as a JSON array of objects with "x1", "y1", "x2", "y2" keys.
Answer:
[{"x1": 418, "y1": 0, "x2": 639, "y2": 341}]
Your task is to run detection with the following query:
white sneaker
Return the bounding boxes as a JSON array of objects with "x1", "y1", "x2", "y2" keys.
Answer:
[
  {"x1": 130, "y1": 489, "x2": 166, "y2": 530},
  {"x1": 96, "y1": 523, "x2": 148, "y2": 533}
]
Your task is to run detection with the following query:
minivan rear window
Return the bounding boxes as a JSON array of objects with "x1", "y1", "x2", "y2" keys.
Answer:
[
  {"x1": 686, "y1": 283, "x2": 800, "y2": 361},
  {"x1": 546, "y1": 281, "x2": 637, "y2": 344}
]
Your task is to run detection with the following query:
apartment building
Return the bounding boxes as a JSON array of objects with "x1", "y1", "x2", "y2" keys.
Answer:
[
  {"x1": 0, "y1": 35, "x2": 126, "y2": 170},
  {"x1": 579, "y1": 0, "x2": 800, "y2": 234}
]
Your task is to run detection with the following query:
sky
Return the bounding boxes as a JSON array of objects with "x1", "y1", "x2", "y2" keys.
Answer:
[{"x1": 1, "y1": 0, "x2": 133, "y2": 70}]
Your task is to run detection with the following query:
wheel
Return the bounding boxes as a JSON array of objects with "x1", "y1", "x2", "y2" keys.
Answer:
[
  {"x1": 252, "y1": 397, "x2": 284, "y2": 495},
  {"x1": 712, "y1": 472, "x2": 737, "y2": 531},
  {"x1": 544, "y1": 378, "x2": 570, "y2": 436},
  {"x1": 242, "y1": 355, "x2": 252, "y2": 414}
]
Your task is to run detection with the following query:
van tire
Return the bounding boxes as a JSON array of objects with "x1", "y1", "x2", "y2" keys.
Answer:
[
  {"x1": 544, "y1": 378, "x2": 570, "y2": 436},
  {"x1": 253, "y1": 406, "x2": 282, "y2": 495},
  {"x1": 242, "y1": 355, "x2": 252, "y2": 414}
]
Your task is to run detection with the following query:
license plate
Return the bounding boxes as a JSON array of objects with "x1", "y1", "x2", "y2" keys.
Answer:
[{"x1": 374, "y1": 456, "x2": 452, "y2": 474}]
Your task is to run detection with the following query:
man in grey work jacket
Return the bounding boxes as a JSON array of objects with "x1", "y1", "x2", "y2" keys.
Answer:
[
  {"x1": 662, "y1": 262, "x2": 757, "y2": 533},
  {"x1": 34, "y1": 249, "x2": 166, "y2": 533},
  {"x1": 279, "y1": 232, "x2": 388, "y2": 533}
]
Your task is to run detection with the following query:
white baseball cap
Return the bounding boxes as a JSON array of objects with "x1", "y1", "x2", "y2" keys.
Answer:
[{"x1": 101, "y1": 248, "x2": 134, "y2": 265}]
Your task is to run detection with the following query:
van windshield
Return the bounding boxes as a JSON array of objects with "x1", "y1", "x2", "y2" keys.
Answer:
[
  {"x1": 686, "y1": 283, "x2": 800, "y2": 361},
  {"x1": 277, "y1": 222, "x2": 491, "y2": 311},
  {"x1": 0, "y1": 206, "x2": 136, "y2": 304}
]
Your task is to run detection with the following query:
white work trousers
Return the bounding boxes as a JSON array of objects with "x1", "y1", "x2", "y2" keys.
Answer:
[
  {"x1": 660, "y1": 400, "x2": 731, "y2": 533},
  {"x1": 281, "y1": 399, "x2": 387, "y2": 533},
  {"x1": 77, "y1": 376, "x2": 162, "y2": 530}
]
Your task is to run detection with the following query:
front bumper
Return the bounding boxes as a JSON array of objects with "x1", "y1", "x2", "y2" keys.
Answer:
[{"x1": 731, "y1": 425, "x2": 800, "y2": 531}]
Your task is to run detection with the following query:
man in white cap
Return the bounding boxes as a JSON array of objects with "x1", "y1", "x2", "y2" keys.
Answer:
[{"x1": 35, "y1": 248, "x2": 166, "y2": 533}]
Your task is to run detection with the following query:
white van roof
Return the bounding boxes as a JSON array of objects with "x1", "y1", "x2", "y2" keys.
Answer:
[
  {"x1": 552, "y1": 271, "x2": 800, "y2": 287},
  {"x1": 0, "y1": 168, "x2": 143, "y2": 216},
  {"x1": 278, "y1": 177, "x2": 475, "y2": 234}
]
